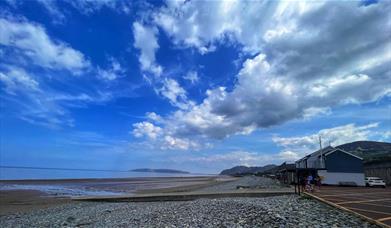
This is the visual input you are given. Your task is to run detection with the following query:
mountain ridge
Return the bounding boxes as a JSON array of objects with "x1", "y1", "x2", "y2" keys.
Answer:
[{"x1": 220, "y1": 164, "x2": 277, "y2": 176}]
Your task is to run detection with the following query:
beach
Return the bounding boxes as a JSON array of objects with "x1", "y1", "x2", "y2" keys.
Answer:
[
  {"x1": 0, "y1": 176, "x2": 380, "y2": 227},
  {"x1": 0, "y1": 176, "x2": 229, "y2": 215}
]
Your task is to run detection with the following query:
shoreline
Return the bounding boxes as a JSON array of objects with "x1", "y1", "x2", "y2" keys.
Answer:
[
  {"x1": 0, "y1": 175, "x2": 218, "y2": 183},
  {"x1": 0, "y1": 176, "x2": 229, "y2": 215},
  {"x1": 0, "y1": 176, "x2": 379, "y2": 227}
]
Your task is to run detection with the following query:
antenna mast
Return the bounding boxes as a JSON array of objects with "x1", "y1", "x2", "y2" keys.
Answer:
[{"x1": 319, "y1": 135, "x2": 323, "y2": 168}]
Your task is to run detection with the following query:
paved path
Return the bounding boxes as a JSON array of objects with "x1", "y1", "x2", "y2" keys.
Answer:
[{"x1": 305, "y1": 186, "x2": 391, "y2": 227}]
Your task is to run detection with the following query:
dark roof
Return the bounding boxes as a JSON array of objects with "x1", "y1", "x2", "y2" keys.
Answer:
[{"x1": 296, "y1": 146, "x2": 335, "y2": 163}]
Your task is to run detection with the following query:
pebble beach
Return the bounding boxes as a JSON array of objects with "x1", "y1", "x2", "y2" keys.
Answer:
[
  {"x1": 0, "y1": 176, "x2": 380, "y2": 227},
  {"x1": 0, "y1": 195, "x2": 378, "y2": 227}
]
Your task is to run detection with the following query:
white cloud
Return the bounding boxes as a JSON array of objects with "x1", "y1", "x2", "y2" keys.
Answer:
[
  {"x1": 172, "y1": 150, "x2": 279, "y2": 168},
  {"x1": 97, "y1": 57, "x2": 125, "y2": 81},
  {"x1": 0, "y1": 67, "x2": 39, "y2": 94},
  {"x1": 302, "y1": 107, "x2": 331, "y2": 120},
  {"x1": 382, "y1": 131, "x2": 391, "y2": 141},
  {"x1": 0, "y1": 17, "x2": 127, "y2": 128},
  {"x1": 157, "y1": 78, "x2": 191, "y2": 109},
  {"x1": 154, "y1": 0, "x2": 273, "y2": 53},
  {"x1": 132, "y1": 120, "x2": 200, "y2": 151},
  {"x1": 161, "y1": 135, "x2": 200, "y2": 150},
  {"x1": 36, "y1": 0, "x2": 66, "y2": 24},
  {"x1": 146, "y1": 112, "x2": 162, "y2": 122},
  {"x1": 132, "y1": 1, "x2": 391, "y2": 150},
  {"x1": 0, "y1": 17, "x2": 90, "y2": 74},
  {"x1": 23, "y1": 0, "x2": 132, "y2": 19},
  {"x1": 132, "y1": 121, "x2": 162, "y2": 140},
  {"x1": 273, "y1": 123, "x2": 380, "y2": 154},
  {"x1": 133, "y1": 22, "x2": 162, "y2": 76},
  {"x1": 278, "y1": 151, "x2": 302, "y2": 162},
  {"x1": 183, "y1": 71, "x2": 199, "y2": 84},
  {"x1": 65, "y1": 0, "x2": 131, "y2": 15}
]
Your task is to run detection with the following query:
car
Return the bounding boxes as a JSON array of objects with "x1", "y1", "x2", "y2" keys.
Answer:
[{"x1": 365, "y1": 177, "x2": 386, "y2": 188}]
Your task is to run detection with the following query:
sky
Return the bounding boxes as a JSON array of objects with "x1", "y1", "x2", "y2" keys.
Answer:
[{"x1": 0, "y1": 0, "x2": 390, "y2": 174}]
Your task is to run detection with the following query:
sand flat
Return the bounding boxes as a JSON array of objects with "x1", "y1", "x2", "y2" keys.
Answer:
[{"x1": 0, "y1": 176, "x2": 226, "y2": 215}]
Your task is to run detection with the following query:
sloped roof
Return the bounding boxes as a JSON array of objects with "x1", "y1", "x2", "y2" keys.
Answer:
[
  {"x1": 296, "y1": 146, "x2": 335, "y2": 163},
  {"x1": 296, "y1": 146, "x2": 363, "y2": 163},
  {"x1": 324, "y1": 148, "x2": 363, "y2": 160}
]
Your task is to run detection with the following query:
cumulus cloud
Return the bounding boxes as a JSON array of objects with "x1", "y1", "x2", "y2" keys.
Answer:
[
  {"x1": 0, "y1": 17, "x2": 90, "y2": 74},
  {"x1": 156, "y1": 78, "x2": 191, "y2": 109},
  {"x1": 132, "y1": 1, "x2": 391, "y2": 149},
  {"x1": 154, "y1": 0, "x2": 278, "y2": 53},
  {"x1": 132, "y1": 120, "x2": 200, "y2": 150},
  {"x1": 133, "y1": 22, "x2": 162, "y2": 76},
  {"x1": 132, "y1": 121, "x2": 162, "y2": 140},
  {"x1": 273, "y1": 123, "x2": 380, "y2": 154},
  {"x1": 161, "y1": 135, "x2": 200, "y2": 151}
]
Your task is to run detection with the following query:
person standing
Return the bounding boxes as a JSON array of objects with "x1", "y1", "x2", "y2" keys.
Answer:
[{"x1": 307, "y1": 174, "x2": 314, "y2": 192}]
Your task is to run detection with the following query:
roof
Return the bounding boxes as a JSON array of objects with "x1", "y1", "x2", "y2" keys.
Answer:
[
  {"x1": 296, "y1": 146, "x2": 335, "y2": 163},
  {"x1": 324, "y1": 148, "x2": 363, "y2": 160},
  {"x1": 296, "y1": 146, "x2": 363, "y2": 163}
]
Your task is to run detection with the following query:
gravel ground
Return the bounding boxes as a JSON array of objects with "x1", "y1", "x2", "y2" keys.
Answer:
[
  {"x1": 0, "y1": 195, "x2": 379, "y2": 227},
  {"x1": 195, "y1": 176, "x2": 287, "y2": 193}
]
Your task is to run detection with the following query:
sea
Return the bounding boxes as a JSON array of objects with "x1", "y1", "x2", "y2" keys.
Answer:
[
  {"x1": 0, "y1": 167, "x2": 211, "y2": 196},
  {"x1": 0, "y1": 167, "x2": 203, "y2": 180}
]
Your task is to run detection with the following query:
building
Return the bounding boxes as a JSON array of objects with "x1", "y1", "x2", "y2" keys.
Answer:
[
  {"x1": 295, "y1": 146, "x2": 365, "y2": 186},
  {"x1": 364, "y1": 160, "x2": 391, "y2": 186}
]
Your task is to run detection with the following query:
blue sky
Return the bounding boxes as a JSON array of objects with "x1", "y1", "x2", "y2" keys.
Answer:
[{"x1": 0, "y1": 0, "x2": 390, "y2": 174}]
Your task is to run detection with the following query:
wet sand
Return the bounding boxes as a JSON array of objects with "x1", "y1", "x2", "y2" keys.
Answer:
[
  {"x1": 0, "y1": 190, "x2": 71, "y2": 215},
  {"x1": 0, "y1": 176, "x2": 229, "y2": 215}
]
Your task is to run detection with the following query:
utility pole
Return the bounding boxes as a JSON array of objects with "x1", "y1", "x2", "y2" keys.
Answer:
[{"x1": 319, "y1": 135, "x2": 323, "y2": 168}]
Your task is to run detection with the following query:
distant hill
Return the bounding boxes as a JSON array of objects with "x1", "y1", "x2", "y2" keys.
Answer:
[
  {"x1": 336, "y1": 141, "x2": 391, "y2": 162},
  {"x1": 131, "y1": 168, "x2": 190, "y2": 174},
  {"x1": 220, "y1": 164, "x2": 277, "y2": 176}
]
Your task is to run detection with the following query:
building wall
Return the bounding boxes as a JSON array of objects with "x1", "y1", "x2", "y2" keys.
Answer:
[
  {"x1": 325, "y1": 150, "x2": 364, "y2": 173},
  {"x1": 318, "y1": 170, "x2": 365, "y2": 186},
  {"x1": 364, "y1": 161, "x2": 391, "y2": 185},
  {"x1": 365, "y1": 167, "x2": 391, "y2": 186}
]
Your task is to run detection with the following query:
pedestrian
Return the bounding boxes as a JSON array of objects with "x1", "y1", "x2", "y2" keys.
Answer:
[
  {"x1": 306, "y1": 174, "x2": 314, "y2": 192},
  {"x1": 300, "y1": 175, "x2": 306, "y2": 192},
  {"x1": 316, "y1": 175, "x2": 322, "y2": 190}
]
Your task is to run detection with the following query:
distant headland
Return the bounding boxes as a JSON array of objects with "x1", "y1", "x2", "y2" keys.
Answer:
[{"x1": 130, "y1": 168, "x2": 190, "y2": 174}]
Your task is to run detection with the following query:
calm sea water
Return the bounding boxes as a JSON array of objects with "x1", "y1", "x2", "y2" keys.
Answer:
[
  {"x1": 0, "y1": 167, "x2": 212, "y2": 196},
  {"x1": 0, "y1": 167, "x2": 201, "y2": 180}
]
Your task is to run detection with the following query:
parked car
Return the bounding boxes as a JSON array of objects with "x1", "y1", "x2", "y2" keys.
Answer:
[{"x1": 365, "y1": 177, "x2": 386, "y2": 188}]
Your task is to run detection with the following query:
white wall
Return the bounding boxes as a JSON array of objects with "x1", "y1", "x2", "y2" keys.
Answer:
[{"x1": 318, "y1": 170, "x2": 365, "y2": 186}]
